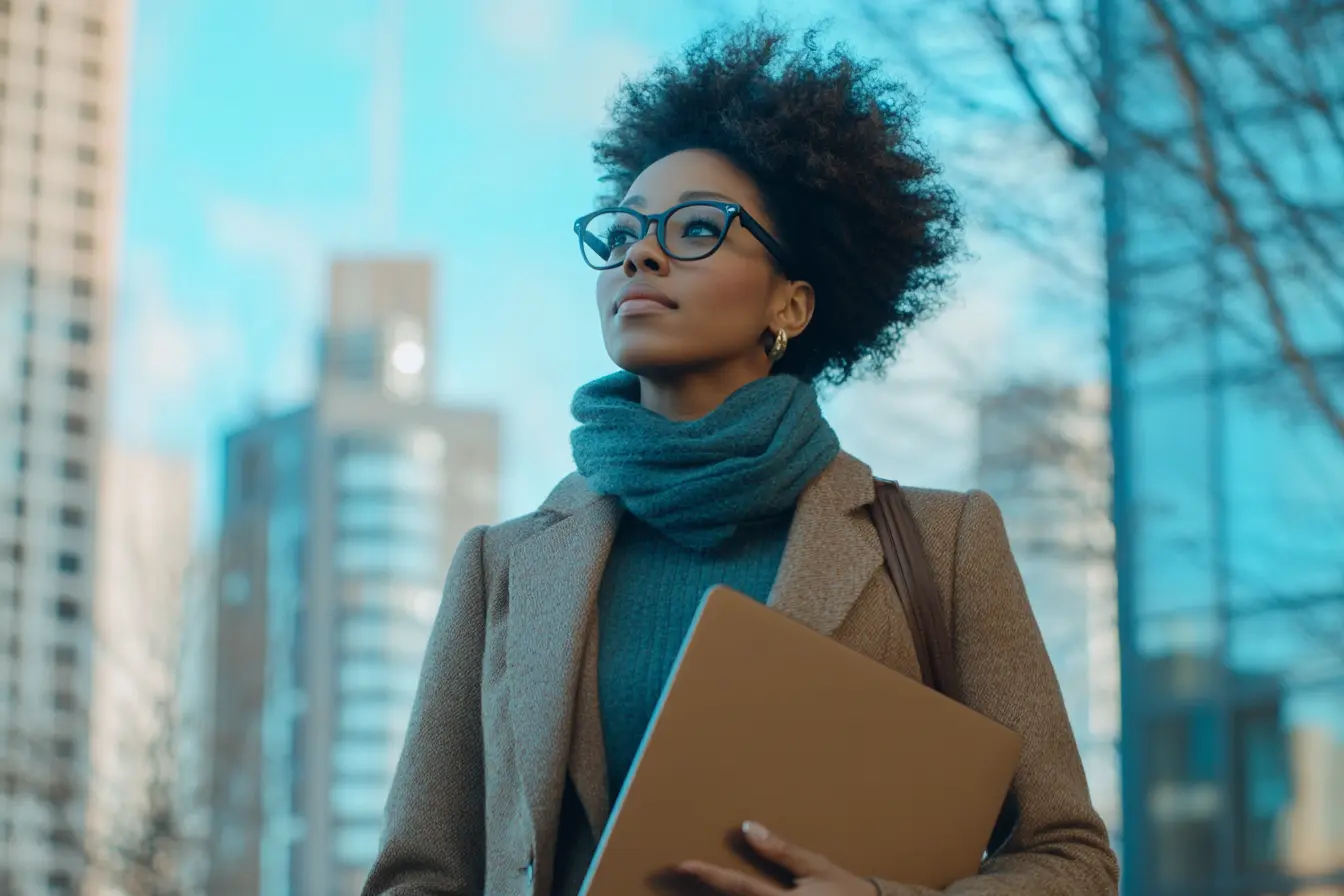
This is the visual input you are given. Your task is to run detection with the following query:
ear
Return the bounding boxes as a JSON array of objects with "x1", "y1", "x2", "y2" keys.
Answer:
[{"x1": 773, "y1": 279, "x2": 815, "y2": 339}]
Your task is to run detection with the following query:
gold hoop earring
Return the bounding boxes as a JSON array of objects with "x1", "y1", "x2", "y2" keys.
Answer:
[{"x1": 766, "y1": 328, "x2": 788, "y2": 363}]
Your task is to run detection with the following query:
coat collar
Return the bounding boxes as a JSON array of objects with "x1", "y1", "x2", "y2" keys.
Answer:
[{"x1": 505, "y1": 451, "x2": 883, "y2": 853}]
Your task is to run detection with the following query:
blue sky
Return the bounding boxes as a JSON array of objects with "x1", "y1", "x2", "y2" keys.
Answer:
[{"x1": 112, "y1": 0, "x2": 1103, "y2": 532}]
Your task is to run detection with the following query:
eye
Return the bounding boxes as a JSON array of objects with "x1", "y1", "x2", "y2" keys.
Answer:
[
  {"x1": 681, "y1": 215, "x2": 723, "y2": 239},
  {"x1": 603, "y1": 223, "x2": 642, "y2": 251}
]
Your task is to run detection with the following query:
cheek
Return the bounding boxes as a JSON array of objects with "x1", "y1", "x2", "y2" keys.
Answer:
[
  {"x1": 680, "y1": 260, "x2": 772, "y2": 331},
  {"x1": 595, "y1": 271, "x2": 622, "y2": 311}
]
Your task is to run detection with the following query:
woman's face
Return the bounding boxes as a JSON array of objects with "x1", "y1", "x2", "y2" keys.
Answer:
[{"x1": 594, "y1": 149, "x2": 811, "y2": 378}]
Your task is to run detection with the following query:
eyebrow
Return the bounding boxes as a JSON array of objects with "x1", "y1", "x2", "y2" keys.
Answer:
[{"x1": 622, "y1": 189, "x2": 736, "y2": 208}]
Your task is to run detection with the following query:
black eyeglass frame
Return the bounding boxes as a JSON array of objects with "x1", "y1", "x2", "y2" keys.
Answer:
[{"x1": 573, "y1": 200, "x2": 793, "y2": 276}]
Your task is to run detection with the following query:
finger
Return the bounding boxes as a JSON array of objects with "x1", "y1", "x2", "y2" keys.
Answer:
[
  {"x1": 677, "y1": 860, "x2": 787, "y2": 896},
  {"x1": 741, "y1": 821, "x2": 833, "y2": 877}
]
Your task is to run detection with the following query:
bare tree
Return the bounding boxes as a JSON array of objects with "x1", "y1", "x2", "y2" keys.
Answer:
[{"x1": 859, "y1": 0, "x2": 1344, "y2": 440}]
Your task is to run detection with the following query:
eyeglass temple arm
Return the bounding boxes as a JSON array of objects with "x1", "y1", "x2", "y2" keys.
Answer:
[
  {"x1": 737, "y1": 211, "x2": 790, "y2": 272},
  {"x1": 581, "y1": 229, "x2": 612, "y2": 261}
]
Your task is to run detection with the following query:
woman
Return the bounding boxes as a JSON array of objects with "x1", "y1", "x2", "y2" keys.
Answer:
[{"x1": 363, "y1": 17, "x2": 1117, "y2": 896}]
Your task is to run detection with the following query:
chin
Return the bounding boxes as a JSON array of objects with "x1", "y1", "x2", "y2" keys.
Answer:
[{"x1": 607, "y1": 340, "x2": 703, "y2": 377}]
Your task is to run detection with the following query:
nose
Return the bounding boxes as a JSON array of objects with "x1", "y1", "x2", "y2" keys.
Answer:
[{"x1": 623, "y1": 225, "x2": 667, "y2": 276}]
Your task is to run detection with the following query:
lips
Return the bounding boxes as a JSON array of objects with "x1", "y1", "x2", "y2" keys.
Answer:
[{"x1": 614, "y1": 283, "x2": 677, "y2": 314}]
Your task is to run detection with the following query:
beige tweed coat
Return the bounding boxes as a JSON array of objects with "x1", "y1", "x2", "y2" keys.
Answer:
[{"x1": 362, "y1": 452, "x2": 1118, "y2": 896}]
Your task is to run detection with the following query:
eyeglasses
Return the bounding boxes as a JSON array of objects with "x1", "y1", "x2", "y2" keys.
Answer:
[{"x1": 573, "y1": 200, "x2": 791, "y2": 274}]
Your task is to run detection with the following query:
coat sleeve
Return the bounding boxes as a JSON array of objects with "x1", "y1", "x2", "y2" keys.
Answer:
[
  {"x1": 872, "y1": 490, "x2": 1119, "y2": 896},
  {"x1": 362, "y1": 525, "x2": 490, "y2": 896}
]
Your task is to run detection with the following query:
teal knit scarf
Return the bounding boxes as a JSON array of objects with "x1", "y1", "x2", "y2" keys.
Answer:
[{"x1": 570, "y1": 371, "x2": 840, "y2": 550}]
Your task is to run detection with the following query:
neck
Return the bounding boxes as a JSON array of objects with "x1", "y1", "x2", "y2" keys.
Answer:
[{"x1": 638, "y1": 358, "x2": 771, "y2": 421}]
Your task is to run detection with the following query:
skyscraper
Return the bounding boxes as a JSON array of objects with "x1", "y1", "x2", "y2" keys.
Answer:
[
  {"x1": 0, "y1": 2, "x2": 129, "y2": 892},
  {"x1": 975, "y1": 381, "x2": 1121, "y2": 851},
  {"x1": 204, "y1": 257, "x2": 500, "y2": 896},
  {"x1": 1101, "y1": 1, "x2": 1344, "y2": 892}
]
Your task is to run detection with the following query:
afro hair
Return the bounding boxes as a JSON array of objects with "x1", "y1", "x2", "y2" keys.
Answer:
[{"x1": 591, "y1": 16, "x2": 963, "y2": 385}]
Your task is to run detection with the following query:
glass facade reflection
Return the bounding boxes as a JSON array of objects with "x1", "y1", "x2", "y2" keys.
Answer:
[{"x1": 1103, "y1": 2, "x2": 1344, "y2": 893}]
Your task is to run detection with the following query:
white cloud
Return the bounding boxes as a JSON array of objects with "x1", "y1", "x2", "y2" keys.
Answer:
[
  {"x1": 476, "y1": 0, "x2": 573, "y2": 52},
  {"x1": 467, "y1": 0, "x2": 656, "y2": 134},
  {"x1": 530, "y1": 33, "x2": 655, "y2": 132},
  {"x1": 112, "y1": 249, "x2": 247, "y2": 443},
  {"x1": 203, "y1": 197, "x2": 326, "y2": 305}
]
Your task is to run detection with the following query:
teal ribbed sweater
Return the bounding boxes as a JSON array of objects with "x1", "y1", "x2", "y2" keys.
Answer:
[{"x1": 597, "y1": 511, "x2": 792, "y2": 800}]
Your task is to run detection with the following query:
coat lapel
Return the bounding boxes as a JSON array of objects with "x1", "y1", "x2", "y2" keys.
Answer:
[
  {"x1": 503, "y1": 453, "x2": 881, "y2": 855},
  {"x1": 506, "y1": 487, "x2": 620, "y2": 850},
  {"x1": 769, "y1": 452, "x2": 884, "y2": 636}
]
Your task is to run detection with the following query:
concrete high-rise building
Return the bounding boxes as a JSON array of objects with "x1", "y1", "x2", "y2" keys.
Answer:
[
  {"x1": 204, "y1": 257, "x2": 500, "y2": 896},
  {"x1": 0, "y1": 2, "x2": 129, "y2": 893},
  {"x1": 86, "y1": 447, "x2": 195, "y2": 894},
  {"x1": 975, "y1": 381, "x2": 1121, "y2": 851}
]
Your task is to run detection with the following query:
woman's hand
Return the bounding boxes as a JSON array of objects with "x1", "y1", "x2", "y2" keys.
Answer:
[{"x1": 677, "y1": 822, "x2": 880, "y2": 895}]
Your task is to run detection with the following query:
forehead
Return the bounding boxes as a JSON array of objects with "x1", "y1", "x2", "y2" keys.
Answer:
[{"x1": 623, "y1": 149, "x2": 764, "y2": 210}]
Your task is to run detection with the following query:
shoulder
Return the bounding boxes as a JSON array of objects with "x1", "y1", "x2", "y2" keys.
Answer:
[
  {"x1": 889, "y1": 484, "x2": 1010, "y2": 566},
  {"x1": 464, "y1": 471, "x2": 604, "y2": 571}
]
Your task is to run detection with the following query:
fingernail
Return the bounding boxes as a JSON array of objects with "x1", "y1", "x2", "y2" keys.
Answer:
[{"x1": 743, "y1": 820, "x2": 770, "y2": 841}]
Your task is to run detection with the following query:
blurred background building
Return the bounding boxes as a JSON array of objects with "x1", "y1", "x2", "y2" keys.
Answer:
[
  {"x1": 87, "y1": 447, "x2": 195, "y2": 893},
  {"x1": 1103, "y1": 0, "x2": 1344, "y2": 893},
  {"x1": 976, "y1": 381, "x2": 1121, "y2": 851},
  {"x1": 201, "y1": 257, "x2": 500, "y2": 896},
  {"x1": 0, "y1": 1, "x2": 128, "y2": 893}
]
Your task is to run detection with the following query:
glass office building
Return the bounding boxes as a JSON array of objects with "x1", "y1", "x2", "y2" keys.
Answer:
[
  {"x1": 1102, "y1": 1, "x2": 1344, "y2": 893},
  {"x1": 204, "y1": 258, "x2": 499, "y2": 896}
]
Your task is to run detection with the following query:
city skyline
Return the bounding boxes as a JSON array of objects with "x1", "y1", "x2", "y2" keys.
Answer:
[{"x1": 113, "y1": 0, "x2": 1103, "y2": 537}]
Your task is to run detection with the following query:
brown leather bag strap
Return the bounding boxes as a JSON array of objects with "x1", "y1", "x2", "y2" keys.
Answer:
[
  {"x1": 870, "y1": 478, "x2": 1021, "y2": 857},
  {"x1": 870, "y1": 479, "x2": 961, "y2": 701}
]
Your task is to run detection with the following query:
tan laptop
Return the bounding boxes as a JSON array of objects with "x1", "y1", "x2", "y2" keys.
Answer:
[{"x1": 579, "y1": 585, "x2": 1021, "y2": 895}]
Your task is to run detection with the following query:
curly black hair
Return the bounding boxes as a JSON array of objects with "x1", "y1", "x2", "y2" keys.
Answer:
[{"x1": 592, "y1": 16, "x2": 963, "y2": 385}]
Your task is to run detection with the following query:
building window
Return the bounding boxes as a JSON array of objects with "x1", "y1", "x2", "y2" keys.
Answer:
[
  {"x1": 59, "y1": 506, "x2": 83, "y2": 527},
  {"x1": 52, "y1": 740, "x2": 75, "y2": 762},
  {"x1": 48, "y1": 870, "x2": 74, "y2": 894},
  {"x1": 65, "y1": 369, "x2": 89, "y2": 390},
  {"x1": 71, "y1": 277, "x2": 91, "y2": 297},
  {"x1": 80, "y1": 59, "x2": 100, "y2": 78},
  {"x1": 75, "y1": 190, "x2": 95, "y2": 208},
  {"x1": 3, "y1": 543, "x2": 22, "y2": 564},
  {"x1": 53, "y1": 645, "x2": 76, "y2": 666},
  {"x1": 61, "y1": 460, "x2": 86, "y2": 481},
  {"x1": 36, "y1": 4, "x2": 47, "y2": 23},
  {"x1": 62, "y1": 415, "x2": 87, "y2": 436},
  {"x1": 68, "y1": 321, "x2": 91, "y2": 343},
  {"x1": 72, "y1": 233, "x2": 93, "y2": 251},
  {"x1": 84, "y1": 18, "x2": 104, "y2": 36},
  {"x1": 52, "y1": 691, "x2": 74, "y2": 712},
  {"x1": 17, "y1": 404, "x2": 30, "y2": 423},
  {"x1": 239, "y1": 445, "x2": 266, "y2": 501},
  {"x1": 16, "y1": 451, "x2": 28, "y2": 471},
  {"x1": 57, "y1": 553, "x2": 80, "y2": 575},
  {"x1": 11, "y1": 498, "x2": 23, "y2": 517},
  {"x1": 55, "y1": 598, "x2": 79, "y2": 621},
  {"x1": 77, "y1": 102, "x2": 97, "y2": 122},
  {"x1": 20, "y1": 358, "x2": 32, "y2": 377},
  {"x1": 76, "y1": 145, "x2": 96, "y2": 164}
]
